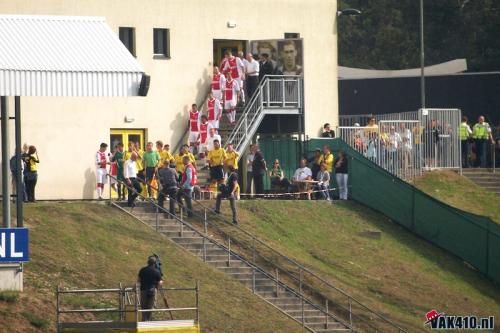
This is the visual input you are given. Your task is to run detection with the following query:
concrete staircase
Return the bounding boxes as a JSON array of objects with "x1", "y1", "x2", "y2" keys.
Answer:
[
  {"x1": 462, "y1": 169, "x2": 500, "y2": 195},
  {"x1": 113, "y1": 201, "x2": 351, "y2": 332}
]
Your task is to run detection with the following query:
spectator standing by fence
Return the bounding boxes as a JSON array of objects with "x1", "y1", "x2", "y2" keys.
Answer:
[
  {"x1": 252, "y1": 145, "x2": 267, "y2": 195},
  {"x1": 246, "y1": 144, "x2": 255, "y2": 194},
  {"x1": 244, "y1": 53, "x2": 259, "y2": 99},
  {"x1": 124, "y1": 152, "x2": 142, "y2": 207},
  {"x1": 473, "y1": 115, "x2": 494, "y2": 168},
  {"x1": 334, "y1": 150, "x2": 348, "y2": 200},
  {"x1": 215, "y1": 165, "x2": 239, "y2": 225},
  {"x1": 319, "y1": 145, "x2": 334, "y2": 173},
  {"x1": 143, "y1": 142, "x2": 161, "y2": 198},
  {"x1": 178, "y1": 155, "x2": 196, "y2": 217},
  {"x1": 321, "y1": 123, "x2": 335, "y2": 138},
  {"x1": 460, "y1": 116, "x2": 473, "y2": 168},
  {"x1": 24, "y1": 145, "x2": 39, "y2": 203}
]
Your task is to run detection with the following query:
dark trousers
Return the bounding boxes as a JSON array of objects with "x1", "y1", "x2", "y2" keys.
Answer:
[
  {"x1": 145, "y1": 167, "x2": 156, "y2": 196},
  {"x1": 24, "y1": 172, "x2": 38, "y2": 202},
  {"x1": 177, "y1": 188, "x2": 193, "y2": 217},
  {"x1": 127, "y1": 177, "x2": 142, "y2": 207},
  {"x1": 158, "y1": 187, "x2": 177, "y2": 216},
  {"x1": 140, "y1": 289, "x2": 156, "y2": 321},
  {"x1": 253, "y1": 173, "x2": 264, "y2": 194},
  {"x1": 475, "y1": 139, "x2": 487, "y2": 168},
  {"x1": 246, "y1": 171, "x2": 253, "y2": 193},
  {"x1": 461, "y1": 140, "x2": 470, "y2": 168},
  {"x1": 215, "y1": 193, "x2": 238, "y2": 222},
  {"x1": 246, "y1": 75, "x2": 259, "y2": 99}
]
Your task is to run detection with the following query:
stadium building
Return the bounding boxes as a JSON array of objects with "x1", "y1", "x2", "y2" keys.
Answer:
[{"x1": 0, "y1": 0, "x2": 339, "y2": 200}]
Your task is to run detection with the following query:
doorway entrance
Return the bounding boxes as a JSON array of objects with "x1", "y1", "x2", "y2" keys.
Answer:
[
  {"x1": 213, "y1": 39, "x2": 246, "y2": 66},
  {"x1": 110, "y1": 129, "x2": 145, "y2": 152}
]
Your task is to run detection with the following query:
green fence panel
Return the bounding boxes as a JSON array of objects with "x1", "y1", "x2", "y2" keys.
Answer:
[
  {"x1": 487, "y1": 221, "x2": 500, "y2": 280},
  {"x1": 258, "y1": 137, "x2": 499, "y2": 283},
  {"x1": 413, "y1": 191, "x2": 489, "y2": 272},
  {"x1": 259, "y1": 138, "x2": 302, "y2": 190}
]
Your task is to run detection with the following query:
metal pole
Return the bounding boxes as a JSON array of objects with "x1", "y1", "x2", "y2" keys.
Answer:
[
  {"x1": 348, "y1": 297, "x2": 353, "y2": 326},
  {"x1": 420, "y1": 0, "x2": 426, "y2": 109},
  {"x1": 1, "y1": 96, "x2": 11, "y2": 228},
  {"x1": 325, "y1": 299, "x2": 329, "y2": 329},
  {"x1": 227, "y1": 237, "x2": 231, "y2": 267},
  {"x1": 15, "y1": 97, "x2": 23, "y2": 227},
  {"x1": 56, "y1": 286, "x2": 60, "y2": 333},
  {"x1": 300, "y1": 269, "x2": 304, "y2": 328},
  {"x1": 275, "y1": 268, "x2": 279, "y2": 297},
  {"x1": 195, "y1": 281, "x2": 200, "y2": 325}
]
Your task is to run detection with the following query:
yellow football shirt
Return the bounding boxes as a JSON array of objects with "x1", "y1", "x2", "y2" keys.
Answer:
[
  {"x1": 319, "y1": 152, "x2": 334, "y2": 172},
  {"x1": 208, "y1": 148, "x2": 226, "y2": 167},
  {"x1": 225, "y1": 151, "x2": 240, "y2": 169}
]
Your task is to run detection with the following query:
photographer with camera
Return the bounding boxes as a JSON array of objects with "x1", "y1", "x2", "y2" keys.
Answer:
[
  {"x1": 138, "y1": 256, "x2": 163, "y2": 321},
  {"x1": 214, "y1": 165, "x2": 239, "y2": 225}
]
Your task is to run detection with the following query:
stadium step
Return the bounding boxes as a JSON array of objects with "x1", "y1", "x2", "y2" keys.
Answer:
[
  {"x1": 111, "y1": 201, "x2": 352, "y2": 332},
  {"x1": 461, "y1": 169, "x2": 500, "y2": 195}
]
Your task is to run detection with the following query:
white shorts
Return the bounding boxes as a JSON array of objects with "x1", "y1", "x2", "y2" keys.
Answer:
[
  {"x1": 189, "y1": 131, "x2": 199, "y2": 144},
  {"x1": 225, "y1": 100, "x2": 236, "y2": 110},
  {"x1": 212, "y1": 90, "x2": 222, "y2": 100},
  {"x1": 208, "y1": 119, "x2": 219, "y2": 129},
  {"x1": 96, "y1": 168, "x2": 108, "y2": 184}
]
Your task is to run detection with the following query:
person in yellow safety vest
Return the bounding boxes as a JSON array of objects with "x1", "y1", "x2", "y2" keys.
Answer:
[
  {"x1": 472, "y1": 115, "x2": 494, "y2": 168},
  {"x1": 459, "y1": 116, "x2": 473, "y2": 168}
]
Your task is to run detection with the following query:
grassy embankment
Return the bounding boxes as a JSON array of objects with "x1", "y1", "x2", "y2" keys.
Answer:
[{"x1": 0, "y1": 202, "x2": 303, "y2": 333}]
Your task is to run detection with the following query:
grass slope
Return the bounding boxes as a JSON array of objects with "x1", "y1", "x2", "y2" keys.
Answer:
[
  {"x1": 0, "y1": 202, "x2": 303, "y2": 333},
  {"x1": 414, "y1": 170, "x2": 500, "y2": 223},
  {"x1": 213, "y1": 200, "x2": 500, "y2": 332}
]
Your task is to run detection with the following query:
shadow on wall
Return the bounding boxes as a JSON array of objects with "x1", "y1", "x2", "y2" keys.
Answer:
[
  {"x1": 169, "y1": 67, "x2": 211, "y2": 151},
  {"x1": 83, "y1": 168, "x2": 95, "y2": 200}
]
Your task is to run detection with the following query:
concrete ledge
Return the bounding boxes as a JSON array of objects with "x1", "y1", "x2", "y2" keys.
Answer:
[{"x1": 0, "y1": 263, "x2": 23, "y2": 291}]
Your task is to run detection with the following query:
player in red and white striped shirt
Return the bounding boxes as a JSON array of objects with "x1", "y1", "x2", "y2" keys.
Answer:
[
  {"x1": 95, "y1": 143, "x2": 109, "y2": 200},
  {"x1": 198, "y1": 115, "x2": 210, "y2": 168},
  {"x1": 222, "y1": 50, "x2": 245, "y2": 104},
  {"x1": 188, "y1": 104, "x2": 201, "y2": 154},
  {"x1": 211, "y1": 66, "x2": 226, "y2": 101},
  {"x1": 206, "y1": 91, "x2": 222, "y2": 131},
  {"x1": 223, "y1": 72, "x2": 241, "y2": 125}
]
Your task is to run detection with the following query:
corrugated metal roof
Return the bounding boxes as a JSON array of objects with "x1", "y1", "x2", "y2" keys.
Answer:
[{"x1": 0, "y1": 15, "x2": 145, "y2": 96}]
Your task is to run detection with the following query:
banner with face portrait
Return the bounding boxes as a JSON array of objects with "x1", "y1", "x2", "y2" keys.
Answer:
[{"x1": 250, "y1": 39, "x2": 303, "y2": 75}]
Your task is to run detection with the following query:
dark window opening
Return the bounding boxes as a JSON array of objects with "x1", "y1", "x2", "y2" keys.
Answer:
[
  {"x1": 284, "y1": 33, "x2": 300, "y2": 39},
  {"x1": 154, "y1": 28, "x2": 170, "y2": 58},
  {"x1": 119, "y1": 27, "x2": 136, "y2": 57}
]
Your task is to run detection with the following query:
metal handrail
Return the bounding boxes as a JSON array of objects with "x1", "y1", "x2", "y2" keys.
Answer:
[
  {"x1": 118, "y1": 176, "x2": 406, "y2": 332},
  {"x1": 225, "y1": 75, "x2": 303, "y2": 155},
  {"x1": 106, "y1": 175, "x2": 355, "y2": 332},
  {"x1": 56, "y1": 284, "x2": 200, "y2": 330},
  {"x1": 187, "y1": 197, "x2": 407, "y2": 333}
]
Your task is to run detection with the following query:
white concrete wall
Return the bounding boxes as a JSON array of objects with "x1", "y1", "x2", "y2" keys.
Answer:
[{"x1": 0, "y1": 0, "x2": 338, "y2": 199}]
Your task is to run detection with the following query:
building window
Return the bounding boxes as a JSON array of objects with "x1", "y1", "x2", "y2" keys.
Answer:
[
  {"x1": 119, "y1": 27, "x2": 136, "y2": 56},
  {"x1": 153, "y1": 28, "x2": 170, "y2": 58},
  {"x1": 284, "y1": 33, "x2": 300, "y2": 39}
]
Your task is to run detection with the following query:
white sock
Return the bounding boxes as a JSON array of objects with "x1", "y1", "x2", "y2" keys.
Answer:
[{"x1": 97, "y1": 187, "x2": 102, "y2": 197}]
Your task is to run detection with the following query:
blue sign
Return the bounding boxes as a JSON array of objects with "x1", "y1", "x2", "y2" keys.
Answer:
[{"x1": 0, "y1": 228, "x2": 29, "y2": 262}]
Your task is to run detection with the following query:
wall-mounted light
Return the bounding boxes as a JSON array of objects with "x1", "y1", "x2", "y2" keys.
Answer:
[
  {"x1": 124, "y1": 116, "x2": 135, "y2": 123},
  {"x1": 227, "y1": 21, "x2": 236, "y2": 28}
]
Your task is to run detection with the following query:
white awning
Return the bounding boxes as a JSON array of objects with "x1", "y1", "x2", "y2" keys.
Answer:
[{"x1": 0, "y1": 15, "x2": 145, "y2": 97}]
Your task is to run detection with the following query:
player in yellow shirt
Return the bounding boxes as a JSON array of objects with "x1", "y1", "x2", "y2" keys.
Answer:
[
  {"x1": 224, "y1": 143, "x2": 240, "y2": 198},
  {"x1": 156, "y1": 140, "x2": 174, "y2": 166},
  {"x1": 319, "y1": 145, "x2": 334, "y2": 173},
  {"x1": 174, "y1": 145, "x2": 196, "y2": 180},
  {"x1": 208, "y1": 139, "x2": 227, "y2": 189}
]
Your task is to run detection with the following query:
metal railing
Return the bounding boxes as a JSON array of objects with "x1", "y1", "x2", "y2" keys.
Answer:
[
  {"x1": 108, "y1": 174, "x2": 407, "y2": 333},
  {"x1": 226, "y1": 75, "x2": 303, "y2": 155},
  {"x1": 56, "y1": 284, "x2": 199, "y2": 332},
  {"x1": 337, "y1": 109, "x2": 462, "y2": 181}
]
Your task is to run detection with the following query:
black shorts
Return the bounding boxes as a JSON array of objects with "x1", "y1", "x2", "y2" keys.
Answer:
[{"x1": 210, "y1": 165, "x2": 224, "y2": 181}]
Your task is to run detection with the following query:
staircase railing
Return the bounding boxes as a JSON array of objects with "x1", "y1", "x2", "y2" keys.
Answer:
[
  {"x1": 226, "y1": 75, "x2": 303, "y2": 155},
  {"x1": 106, "y1": 175, "x2": 351, "y2": 332},
  {"x1": 114, "y1": 176, "x2": 407, "y2": 333}
]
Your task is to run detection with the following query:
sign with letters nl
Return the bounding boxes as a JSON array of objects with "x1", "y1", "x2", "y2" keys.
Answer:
[{"x1": 0, "y1": 228, "x2": 29, "y2": 262}]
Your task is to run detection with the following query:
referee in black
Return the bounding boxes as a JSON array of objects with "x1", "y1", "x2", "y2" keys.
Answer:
[{"x1": 137, "y1": 257, "x2": 163, "y2": 321}]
